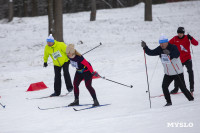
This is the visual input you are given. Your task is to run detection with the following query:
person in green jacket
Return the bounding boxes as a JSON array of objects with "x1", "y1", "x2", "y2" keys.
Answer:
[{"x1": 43, "y1": 34, "x2": 73, "y2": 96}]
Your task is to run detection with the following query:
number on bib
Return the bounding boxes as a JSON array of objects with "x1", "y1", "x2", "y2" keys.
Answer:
[
  {"x1": 161, "y1": 54, "x2": 171, "y2": 64},
  {"x1": 70, "y1": 61, "x2": 78, "y2": 68},
  {"x1": 52, "y1": 51, "x2": 62, "y2": 60}
]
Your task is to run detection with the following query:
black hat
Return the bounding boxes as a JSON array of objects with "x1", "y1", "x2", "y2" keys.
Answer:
[{"x1": 177, "y1": 27, "x2": 185, "y2": 34}]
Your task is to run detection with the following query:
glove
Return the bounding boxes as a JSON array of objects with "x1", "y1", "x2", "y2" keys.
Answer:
[
  {"x1": 163, "y1": 49, "x2": 170, "y2": 55},
  {"x1": 43, "y1": 62, "x2": 48, "y2": 67},
  {"x1": 141, "y1": 41, "x2": 147, "y2": 48},
  {"x1": 187, "y1": 34, "x2": 193, "y2": 40},
  {"x1": 92, "y1": 71, "x2": 99, "y2": 77}
]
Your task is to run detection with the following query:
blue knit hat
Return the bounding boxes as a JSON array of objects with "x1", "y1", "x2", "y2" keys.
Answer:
[
  {"x1": 159, "y1": 34, "x2": 168, "y2": 44},
  {"x1": 46, "y1": 34, "x2": 54, "y2": 42}
]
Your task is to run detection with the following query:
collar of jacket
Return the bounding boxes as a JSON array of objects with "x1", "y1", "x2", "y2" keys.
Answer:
[
  {"x1": 178, "y1": 35, "x2": 185, "y2": 39},
  {"x1": 48, "y1": 40, "x2": 58, "y2": 48},
  {"x1": 166, "y1": 43, "x2": 173, "y2": 50}
]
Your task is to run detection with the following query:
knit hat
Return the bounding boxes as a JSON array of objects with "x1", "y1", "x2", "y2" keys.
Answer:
[
  {"x1": 159, "y1": 34, "x2": 168, "y2": 44},
  {"x1": 46, "y1": 34, "x2": 54, "y2": 42},
  {"x1": 66, "y1": 44, "x2": 75, "y2": 54},
  {"x1": 177, "y1": 27, "x2": 185, "y2": 34}
]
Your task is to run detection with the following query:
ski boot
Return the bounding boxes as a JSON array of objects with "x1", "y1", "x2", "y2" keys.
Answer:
[
  {"x1": 164, "y1": 103, "x2": 172, "y2": 107},
  {"x1": 50, "y1": 93, "x2": 59, "y2": 97},
  {"x1": 93, "y1": 99, "x2": 100, "y2": 107},
  {"x1": 170, "y1": 89, "x2": 178, "y2": 94},
  {"x1": 68, "y1": 99, "x2": 79, "y2": 106}
]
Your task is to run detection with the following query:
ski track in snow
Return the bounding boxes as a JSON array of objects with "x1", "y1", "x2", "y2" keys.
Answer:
[{"x1": 0, "y1": 1, "x2": 200, "y2": 133}]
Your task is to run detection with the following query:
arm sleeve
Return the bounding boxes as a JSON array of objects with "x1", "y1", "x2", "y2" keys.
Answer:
[
  {"x1": 169, "y1": 45, "x2": 180, "y2": 59},
  {"x1": 190, "y1": 37, "x2": 199, "y2": 46},
  {"x1": 43, "y1": 46, "x2": 49, "y2": 63},
  {"x1": 81, "y1": 59, "x2": 94, "y2": 73},
  {"x1": 61, "y1": 42, "x2": 67, "y2": 53},
  {"x1": 144, "y1": 46, "x2": 161, "y2": 56}
]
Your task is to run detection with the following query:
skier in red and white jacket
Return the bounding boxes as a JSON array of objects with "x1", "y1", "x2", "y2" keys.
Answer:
[{"x1": 169, "y1": 27, "x2": 199, "y2": 94}]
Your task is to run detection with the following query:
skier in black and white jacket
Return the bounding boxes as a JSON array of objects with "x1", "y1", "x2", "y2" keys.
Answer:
[{"x1": 141, "y1": 35, "x2": 194, "y2": 106}]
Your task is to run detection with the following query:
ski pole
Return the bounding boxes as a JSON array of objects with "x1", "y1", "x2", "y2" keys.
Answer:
[
  {"x1": 82, "y1": 42, "x2": 102, "y2": 55},
  {"x1": 99, "y1": 75, "x2": 133, "y2": 88},
  {"x1": 143, "y1": 50, "x2": 152, "y2": 109},
  {"x1": 0, "y1": 102, "x2": 6, "y2": 108},
  {"x1": 191, "y1": 45, "x2": 200, "y2": 84},
  {"x1": 48, "y1": 43, "x2": 102, "y2": 65}
]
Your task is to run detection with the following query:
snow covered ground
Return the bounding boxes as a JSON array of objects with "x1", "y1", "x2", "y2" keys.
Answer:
[{"x1": 0, "y1": 1, "x2": 200, "y2": 133}]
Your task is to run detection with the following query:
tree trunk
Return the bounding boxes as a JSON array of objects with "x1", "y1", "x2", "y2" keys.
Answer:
[
  {"x1": 112, "y1": 0, "x2": 117, "y2": 8},
  {"x1": 90, "y1": 0, "x2": 96, "y2": 21},
  {"x1": 31, "y1": 0, "x2": 38, "y2": 17},
  {"x1": 8, "y1": 0, "x2": 13, "y2": 22},
  {"x1": 127, "y1": 0, "x2": 134, "y2": 7},
  {"x1": 48, "y1": 0, "x2": 54, "y2": 35},
  {"x1": 144, "y1": 0, "x2": 152, "y2": 21},
  {"x1": 23, "y1": 0, "x2": 28, "y2": 17},
  {"x1": 54, "y1": 0, "x2": 63, "y2": 42}
]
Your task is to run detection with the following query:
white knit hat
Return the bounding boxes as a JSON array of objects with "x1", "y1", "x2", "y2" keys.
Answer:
[
  {"x1": 46, "y1": 34, "x2": 54, "y2": 42},
  {"x1": 159, "y1": 34, "x2": 168, "y2": 44}
]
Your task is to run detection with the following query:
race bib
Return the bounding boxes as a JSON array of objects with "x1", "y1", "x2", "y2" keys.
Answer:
[
  {"x1": 161, "y1": 54, "x2": 171, "y2": 64},
  {"x1": 70, "y1": 61, "x2": 78, "y2": 68},
  {"x1": 52, "y1": 51, "x2": 62, "y2": 60}
]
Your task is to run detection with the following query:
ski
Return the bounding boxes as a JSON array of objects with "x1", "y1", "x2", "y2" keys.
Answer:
[
  {"x1": 26, "y1": 92, "x2": 71, "y2": 100},
  {"x1": 73, "y1": 104, "x2": 111, "y2": 111},
  {"x1": 151, "y1": 92, "x2": 183, "y2": 98},
  {"x1": 38, "y1": 104, "x2": 92, "y2": 110}
]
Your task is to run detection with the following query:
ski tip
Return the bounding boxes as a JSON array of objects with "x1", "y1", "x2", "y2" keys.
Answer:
[
  {"x1": 73, "y1": 108, "x2": 78, "y2": 111},
  {"x1": 100, "y1": 42, "x2": 102, "y2": 45}
]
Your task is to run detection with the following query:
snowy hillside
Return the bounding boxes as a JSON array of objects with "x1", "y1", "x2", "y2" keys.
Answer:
[{"x1": 0, "y1": 1, "x2": 200, "y2": 133}]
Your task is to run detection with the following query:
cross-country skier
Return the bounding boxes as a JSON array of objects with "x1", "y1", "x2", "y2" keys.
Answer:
[
  {"x1": 66, "y1": 44, "x2": 100, "y2": 107},
  {"x1": 169, "y1": 27, "x2": 199, "y2": 94},
  {"x1": 43, "y1": 34, "x2": 73, "y2": 96},
  {"x1": 141, "y1": 34, "x2": 194, "y2": 106}
]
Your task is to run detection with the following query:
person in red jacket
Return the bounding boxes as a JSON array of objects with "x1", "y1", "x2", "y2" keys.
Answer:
[
  {"x1": 66, "y1": 44, "x2": 100, "y2": 107},
  {"x1": 169, "y1": 27, "x2": 199, "y2": 94}
]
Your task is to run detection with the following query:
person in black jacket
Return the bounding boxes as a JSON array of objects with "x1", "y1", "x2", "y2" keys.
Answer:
[{"x1": 141, "y1": 35, "x2": 194, "y2": 106}]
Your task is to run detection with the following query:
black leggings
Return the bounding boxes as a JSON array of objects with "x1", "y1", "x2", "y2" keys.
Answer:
[
  {"x1": 162, "y1": 73, "x2": 194, "y2": 103},
  {"x1": 73, "y1": 71, "x2": 97, "y2": 100}
]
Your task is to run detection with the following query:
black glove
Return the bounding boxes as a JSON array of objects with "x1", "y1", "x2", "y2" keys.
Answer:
[
  {"x1": 187, "y1": 34, "x2": 193, "y2": 40},
  {"x1": 92, "y1": 71, "x2": 99, "y2": 77},
  {"x1": 141, "y1": 41, "x2": 147, "y2": 48},
  {"x1": 43, "y1": 62, "x2": 48, "y2": 67},
  {"x1": 163, "y1": 49, "x2": 170, "y2": 55}
]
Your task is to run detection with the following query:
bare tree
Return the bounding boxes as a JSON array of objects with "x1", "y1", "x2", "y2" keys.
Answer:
[
  {"x1": 47, "y1": 0, "x2": 63, "y2": 41},
  {"x1": 31, "y1": 0, "x2": 38, "y2": 17},
  {"x1": 90, "y1": 0, "x2": 96, "y2": 21},
  {"x1": 144, "y1": 0, "x2": 152, "y2": 21},
  {"x1": 8, "y1": 0, "x2": 13, "y2": 22},
  {"x1": 54, "y1": 0, "x2": 63, "y2": 42},
  {"x1": 112, "y1": 0, "x2": 118, "y2": 8},
  {"x1": 23, "y1": 0, "x2": 28, "y2": 17},
  {"x1": 48, "y1": 0, "x2": 54, "y2": 35}
]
